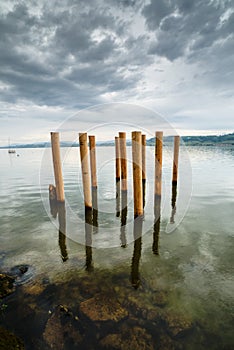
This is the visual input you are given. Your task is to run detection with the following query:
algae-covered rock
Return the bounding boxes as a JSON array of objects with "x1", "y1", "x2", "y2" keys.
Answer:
[
  {"x1": 163, "y1": 311, "x2": 193, "y2": 338},
  {"x1": 151, "y1": 290, "x2": 168, "y2": 307},
  {"x1": 0, "y1": 273, "x2": 15, "y2": 298},
  {"x1": 158, "y1": 333, "x2": 177, "y2": 350},
  {"x1": 43, "y1": 305, "x2": 82, "y2": 349},
  {"x1": 100, "y1": 326, "x2": 154, "y2": 350},
  {"x1": 0, "y1": 326, "x2": 24, "y2": 349},
  {"x1": 80, "y1": 293, "x2": 128, "y2": 322},
  {"x1": 43, "y1": 308, "x2": 64, "y2": 350}
]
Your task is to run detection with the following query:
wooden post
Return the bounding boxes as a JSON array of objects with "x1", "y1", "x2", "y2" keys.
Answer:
[
  {"x1": 142, "y1": 134, "x2": 146, "y2": 208},
  {"x1": 51, "y1": 132, "x2": 65, "y2": 202},
  {"x1": 115, "y1": 137, "x2": 121, "y2": 183},
  {"x1": 89, "y1": 135, "x2": 98, "y2": 228},
  {"x1": 154, "y1": 131, "x2": 163, "y2": 202},
  {"x1": 132, "y1": 131, "x2": 143, "y2": 218},
  {"x1": 172, "y1": 136, "x2": 180, "y2": 185},
  {"x1": 89, "y1": 136, "x2": 97, "y2": 189},
  {"x1": 115, "y1": 136, "x2": 121, "y2": 216},
  {"x1": 141, "y1": 134, "x2": 146, "y2": 183},
  {"x1": 79, "y1": 133, "x2": 92, "y2": 209},
  {"x1": 119, "y1": 132, "x2": 127, "y2": 192}
]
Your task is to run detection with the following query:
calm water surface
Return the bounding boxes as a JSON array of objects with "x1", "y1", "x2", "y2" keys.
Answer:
[{"x1": 0, "y1": 146, "x2": 233, "y2": 349}]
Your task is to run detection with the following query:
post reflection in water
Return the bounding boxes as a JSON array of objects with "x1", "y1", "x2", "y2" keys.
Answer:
[
  {"x1": 92, "y1": 187, "x2": 98, "y2": 232},
  {"x1": 49, "y1": 184, "x2": 58, "y2": 218},
  {"x1": 85, "y1": 207, "x2": 93, "y2": 272},
  {"x1": 142, "y1": 179, "x2": 146, "y2": 209},
  {"x1": 58, "y1": 202, "x2": 68, "y2": 262},
  {"x1": 131, "y1": 216, "x2": 143, "y2": 289},
  {"x1": 153, "y1": 196, "x2": 161, "y2": 255},
  {"x1": 116, "y1": 179, "x2": 121, "y2": 218},
  {"x1": 120, "y1": 191, "x2": 127, "y2": 248},
  {"x1": 170, "y1": 183, "x2": 177, "y2": 224}
]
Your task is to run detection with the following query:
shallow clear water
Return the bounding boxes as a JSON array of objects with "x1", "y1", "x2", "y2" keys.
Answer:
[{"x1": 0, "y1": 146, "x2": 234, "y2": 349}]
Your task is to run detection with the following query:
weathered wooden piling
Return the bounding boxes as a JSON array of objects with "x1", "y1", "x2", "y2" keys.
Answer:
[
  {"x1": 132, "y1": 131, "x2": 143, "y2": 218},
  {"x1": 153, "y1": 131, "x2": 163, "y2": 252},
  {"x1": 172, "y1": 136, "x2": 180, "y2": 185},
  {"x1": 89, "y1": 136, "x2": 97, "y2": 189},
  {"x1": 142, "y1": 134, "x2": 146, "y2": 208},
  {"x1": 119, "y1": 132, "x2": 127, "y2": 192},
  {"x1": 154, "y1": 131, "x2": 163, "y2": 204},
  {"x1": 79, "y1": 133, "x2": 92, "y2": 209},
  {"x1": 115, "y1": 136, "x2": 121, "y2": 183},
  {"x1": 115, "y1": 136, "x2": 121, "y2": 217},
  {"x1": 89, "y1": 135, "x2": 98, "y2": 228},
  {"x1": 51, "y1": 132, "x2": 65, "y2": 202}
]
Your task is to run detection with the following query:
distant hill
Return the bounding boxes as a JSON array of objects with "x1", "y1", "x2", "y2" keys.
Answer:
[
  {"x1": 147, "y1": 133, "x2": 234, "y2": 146},
  {"x1": 1, "y1": 133, "x2": 233, "y2": 149}
]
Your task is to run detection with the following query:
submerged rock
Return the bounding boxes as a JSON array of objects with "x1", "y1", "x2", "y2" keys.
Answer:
[
  {"x1": 0, "y1": 326, "x2": 24, "y2": 349},
  {"x1": 0, "y1": 273, "x2": 15, "y2": 298},
  {"x1": 163, "y1": 311, "x2": 193, "y2": 338},
  {"x1": 158, "y1": 333, "x2": 177, "y2": 350},
  {"x1": 43, "y1": 308, "x2": 64, "y2": 350},
  {"x1": 43, "y1": 305, "x2": 82, "y2": 349},
  {"x1": 100, "y1": 326, "x2": 154, "y2": 350},
  {"x1": 79, "y1": 293, "x2": 128, "y2": 322}
]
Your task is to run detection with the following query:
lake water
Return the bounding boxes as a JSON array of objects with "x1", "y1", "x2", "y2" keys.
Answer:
[{"x1": 0, "y1": 145, "x2": 234, "y2": 349}]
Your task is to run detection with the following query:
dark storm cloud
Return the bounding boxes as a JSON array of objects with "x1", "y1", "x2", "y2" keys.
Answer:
[
  {"x1": 143, "y1": 0, "x2": 234, "y2": 61},
  {"x1": 0, "y1": 0, "x2": 150, "y2": 107},
  {"x1": 0, "y1": 0, "x2": 233, "y2": 114}
]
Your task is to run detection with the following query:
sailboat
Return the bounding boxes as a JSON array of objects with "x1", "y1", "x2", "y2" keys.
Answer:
[{"x1": 8, "y1": 137, "x2": 16, "y2": 154}]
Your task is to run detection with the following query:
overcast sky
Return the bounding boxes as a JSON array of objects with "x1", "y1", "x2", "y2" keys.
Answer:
[{"x1": 0, "y1": 0, "x2": 234, "y2": 145}]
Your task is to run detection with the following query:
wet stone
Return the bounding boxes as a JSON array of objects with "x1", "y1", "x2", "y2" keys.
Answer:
[
  {"x1": 151, "y1": 290, "x2": 168, "y2": 307},
  {"x1": 0, "y1": 273, "x2": 15, "y2": 298},
  {"x1": 100, "y1": 326, "x2": 154, "y2": 350},
  {"x1": 0, "y1": 326, "x2": 24, "y2": 349},
  {"x1": 158, "y1": 333, "x2": 178, "y2": 350},
  {"x1": 79, "y1": 293, "x2": 128, "y2": 322},
  {"x1": 163, "y1": 311, "x2": 193, "y2": 338},
  {"x1": 43, "y1": 305, "x2": 82, "y2": 349},
  {"x1": 43, "y1": 308, "x2": 64, "y2": 350}
]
